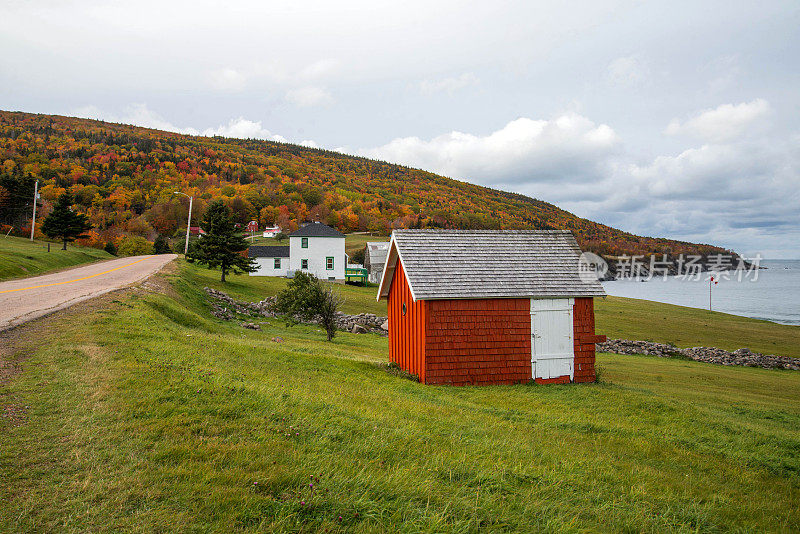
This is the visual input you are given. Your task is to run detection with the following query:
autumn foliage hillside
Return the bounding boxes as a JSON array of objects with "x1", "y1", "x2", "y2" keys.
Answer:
[{"x1": 0, "y1": 110, "x2": 730, "y2": 257}]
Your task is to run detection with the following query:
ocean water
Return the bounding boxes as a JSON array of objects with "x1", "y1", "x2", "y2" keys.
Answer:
[{"x1": 601, "y1": 260, "x2": 800, "y2": 326}]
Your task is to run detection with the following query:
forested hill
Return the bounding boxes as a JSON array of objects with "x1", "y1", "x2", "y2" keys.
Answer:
[{"x1": 0, "y1": 110, "x2": 729, "y2": 257}]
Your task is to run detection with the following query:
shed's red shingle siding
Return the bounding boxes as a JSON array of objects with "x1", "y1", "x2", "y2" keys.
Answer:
[
  {"x1": 573, "y1": 297, "x2": 599, "y2": 383},
  {"x1": 424, "y1": 298, "x2": 531, "y2": 385},
  {"x1": 388, "y1": 260, "x2": 426, "y2": 382}
]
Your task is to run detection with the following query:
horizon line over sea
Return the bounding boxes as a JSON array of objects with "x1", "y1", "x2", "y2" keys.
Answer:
[{"x1": 601, "y1": 259, "x2": 800, "y2": 326}]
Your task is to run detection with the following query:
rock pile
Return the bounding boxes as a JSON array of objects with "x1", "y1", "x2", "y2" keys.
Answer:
[
  {"x1": 205, "y1": 287, "x2": 275, "y2": 321},
  {"x1": 334, "y1": 312, "x2": 388, "y2": 335},
  {"x1": 204, "y1": 287, "x2": 388, "y2": 336},
  {"x1": 597, "y1": 339, "x2": 800, "y2": 371}
]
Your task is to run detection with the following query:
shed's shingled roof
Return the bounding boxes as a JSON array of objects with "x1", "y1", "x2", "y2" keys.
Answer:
[
  {"x1": 289, "y1": 222, "x2": 345, "y2": 238},
  {"x1": 378, "y1": 230, "x2": 606, "y2": 300},
  {"x1": 248, "y1": 246, "x2": 290, "y2": 258}
]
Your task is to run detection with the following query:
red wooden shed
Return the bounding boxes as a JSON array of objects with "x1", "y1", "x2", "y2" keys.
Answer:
[{"x1": 376, "y1": 230, "x2": 607, "y2": 386}]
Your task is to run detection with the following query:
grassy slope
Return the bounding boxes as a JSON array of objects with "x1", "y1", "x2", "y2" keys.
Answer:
[
  {"x1": 343, "y1": 234, "x2": 390, "y2": 257},
  {"x1": 0, "y1": 261, "x2": 798, "y2": 532},
  {"x1": 0, "y1": 236, "x2": 113, "y2": 281},
  {"x1": 596, "y1": 296, "x2": 800, "y2": 358},
  {"x1": 195, "y1": 265, "x2": 800, "y2": 358},
  {"x1": 194, "y1": 265, "x2": 386, "y2": 316}
]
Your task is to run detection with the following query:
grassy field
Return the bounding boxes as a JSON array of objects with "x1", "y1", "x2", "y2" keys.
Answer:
[
  {"x1": 342, "y1": 234, "x2": 390, "y2": 257},
  {"x1": 0, "y1": 236, "x2": 113, "y2": 281},
  {"x1": 596, "y1": 295, "x2": 800, "y2": 358},
  {"x1": 1, "y1": 261, "x2": 798, "y2": 532},
  {"x1": 196, "y1": 266, "x2": 800, "y2": 357},
  {"x1": 194, "y1": 267, "x2": 385, "y2": 316}
]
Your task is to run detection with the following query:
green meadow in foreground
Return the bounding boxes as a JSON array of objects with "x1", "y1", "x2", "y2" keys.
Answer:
[
  {"x1": 1, "y1": 261, "x2": 798, "y2": 532},
  {"x1": 0, "y1": 235, "x2": 112, "y2": 281}
]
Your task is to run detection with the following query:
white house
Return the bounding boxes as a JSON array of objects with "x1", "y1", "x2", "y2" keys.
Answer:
[
  {"x1": 249, "y1": 246, "x2": 290, "y2": 276},
  {"x1": 288, "y1": 222, "x2": 346, "y2": 281},
  {"x1": 262, "y1": 226, "x2": 281, "y2": 238}
]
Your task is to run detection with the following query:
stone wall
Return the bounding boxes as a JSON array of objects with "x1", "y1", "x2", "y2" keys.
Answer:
[
  {"x1": 597, "y1": 338, "x2": 799, "y2": 371},
  {"x1": 204, "y1": 287, "x2": 388, "y2": 335}
]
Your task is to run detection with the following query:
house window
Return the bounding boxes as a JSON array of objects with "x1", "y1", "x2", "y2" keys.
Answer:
[
  {"x1": 301, "y1": 237, "x2": 308, "y2": 248},
  {"x1": 301, "y1": 259, "x2": 308, "y2": 270},
  {"x1": 326, "y1": 257, "x2": 334, "y2": 270},
  {"x1": 274, "y1": 258, "x2": 281, "y2": 269}
]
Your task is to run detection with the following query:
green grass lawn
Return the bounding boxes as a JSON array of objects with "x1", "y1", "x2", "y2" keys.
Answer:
[
  {"x1": 194, "y1": 266, "x2": 386, "y2": 316},
  {"x1": 0, "y1": 235, "x2": 113, "y2": 281},
  {"x1": 1, "y1": 261, "x2": 798, "y2": 532},
  {"x1": 596, "y1": 295, "x2": 800, "y2": 358},
  {"x1": 343, "y1": 234, "x2": 390, "y2": 257},
  {"x1": 192, "y1": 264, "x2": 800, "y2": 357}
]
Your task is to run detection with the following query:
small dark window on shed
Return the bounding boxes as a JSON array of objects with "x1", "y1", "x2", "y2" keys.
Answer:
[
  {"x1": 301, "y1": 259, "x2": 308, "y2": 269},
  {"x1": 274, "y1": 258, "x2": 281, "y2": 269},
  {"x1": 402, "y1": 302, "x2": 407, "y2": 316}
]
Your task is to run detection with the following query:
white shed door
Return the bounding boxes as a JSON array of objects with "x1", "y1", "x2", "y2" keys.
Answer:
[{"x1": 531, "y1": 298, "x2": 575, "y2": 381}]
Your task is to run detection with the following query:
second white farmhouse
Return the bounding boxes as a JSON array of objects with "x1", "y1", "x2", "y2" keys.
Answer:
[{"x1": 289, "y1": 222, "x2": 347, "y2": 281}]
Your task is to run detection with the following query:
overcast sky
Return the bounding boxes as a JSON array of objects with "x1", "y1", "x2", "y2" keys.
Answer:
[{"x1": 2, "y1": 0, "x2": 798, "y2": 257}]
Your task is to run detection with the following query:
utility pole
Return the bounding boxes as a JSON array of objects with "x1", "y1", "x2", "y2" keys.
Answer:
[
  {"x1": 30, "y1": 179, "x2": 39, "y2": 240},
  {"x1": 174, "y1": 191, "x2": 193, "y2": 255},
  {"x1": 184, "y1": 195, "x2": 193, "y2": 255}
]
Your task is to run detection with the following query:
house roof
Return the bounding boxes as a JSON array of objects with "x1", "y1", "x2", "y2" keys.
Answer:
[
  {"x1": 289, "y1": 222, "x2": 345, "y2": 238},
  {"x1": 366, "y1": 242, "x2": 389, "y2": 266},
  {"x1": 377, "y1": 229, "x2": 606, "y2": 301},
  {"x1": 248, "y1": 246, "x2": 290, "y2": 258}
]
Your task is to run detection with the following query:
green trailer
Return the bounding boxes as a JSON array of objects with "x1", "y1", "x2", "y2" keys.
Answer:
[{"x1": 345, "y1": 266, "x2": 368, "y2": 285}]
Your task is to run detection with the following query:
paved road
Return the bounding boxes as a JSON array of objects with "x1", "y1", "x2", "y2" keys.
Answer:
[{"x1": 0, "y1": 254, "x2": 177, "y2": 331}]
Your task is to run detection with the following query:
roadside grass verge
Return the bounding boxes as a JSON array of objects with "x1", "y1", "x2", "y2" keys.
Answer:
[
  {"x1": 0, "y1": 236, "x2": 112, "y2": 281},
  {"x1": 0, "y1": 261, "x2": 798, "y2": 531}
]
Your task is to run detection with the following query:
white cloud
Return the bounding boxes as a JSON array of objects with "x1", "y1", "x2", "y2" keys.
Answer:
[
  {"x1": 70, "y1": 104, "x2": 290, "y2": 142},
  {"x1": 208, "y1": 68, "x2": 247, "y2": 91},
  {"x1": 285, "y1": 86, "x2": 334, "y2": 107},
  {"x1": 73, "y1": 103, "x2": 194, "y2": 134},
  {"x1": 418, "y1": 73, "x2": 479, "y2": 96},
  {"x1": 199, "y1": 117, "x2": 286, "y2": 142},
  {"x1": 606, "y1": 55, "x2": 649, "y2": 87},
  {"x1": 665, "y1": 99, "x2": 771, "y2": 142},
  {"x1": 360, "y1": 113, "x2": 619, "y2": 184}
]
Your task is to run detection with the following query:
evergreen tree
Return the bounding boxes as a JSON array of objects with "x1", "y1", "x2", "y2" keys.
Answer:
[
  {"x1": 41, "y1": 192, "x2": 92, "y2": 250},
  {"x1": 153, "y1": 234, "x2": 171, "y2": 254},
  {"x1": 187, "y1": 200, "x2": 256, "y2": 282}
]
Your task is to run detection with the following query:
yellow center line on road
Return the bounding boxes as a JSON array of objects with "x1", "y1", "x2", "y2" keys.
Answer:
[{"x1": 0, "y1": 257, "x2": 150, "y2": 294}]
